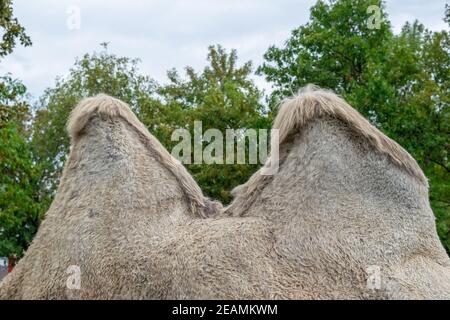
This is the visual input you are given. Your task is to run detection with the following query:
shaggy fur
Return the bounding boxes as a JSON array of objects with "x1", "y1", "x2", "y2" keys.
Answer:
[
  {"x1": 225, "y1": 85, "x2": 450, "y2": 299},
  {"x1": 1, "y1": 88, "x2": 449, "y2": 299},
  {"x1": 68, "y1": 95, "x2": 220, "y2": 218},
  {"x1": 0, "y1": 95, "x2": 221, "y2": 299},
  {"x1": 225, "y1": 85, "x2": 428, "y2": 217}
]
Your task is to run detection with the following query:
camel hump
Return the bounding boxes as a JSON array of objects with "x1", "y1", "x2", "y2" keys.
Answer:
[
  {"x1": 66, "y1": 94, "x2": 220, "y2": 218},
  {"x1": 67, "y1": 94, "x2": 146, "y2": 139},
  {"x1": 273, "y1": 84, "x2": 428, "y2": 187}
]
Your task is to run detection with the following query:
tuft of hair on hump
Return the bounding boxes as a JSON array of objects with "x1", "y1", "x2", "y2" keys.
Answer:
[
  {"x1": 67, "y1": 94, "x2": 147, "y2": 139},
  {"x1": 66, "y1": 94, "x2": 221, "y2": 218},
  {"x1": 273, "y1": 84, "x2": 428, "y2": 186},
  {"x1": 224, "y1": 84, "x2": 428, "y2": 217}
]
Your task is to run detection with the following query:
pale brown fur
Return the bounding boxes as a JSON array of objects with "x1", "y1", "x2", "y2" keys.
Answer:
[
  {"x1": 68, "y1": 94, "x2": 220, "y2": 218},
  {"x1": 274, "y1": 85, "x2": 427, "y2": 185},
  {"x1": 2, "y1": 88, "x2": 449, "y2": 299},
  {"x1": 225, "y1": 84, "x2": 428, "y2": 217},
  {"x1": 225, "y1": 85, "x2": 450, "y2": 299}
]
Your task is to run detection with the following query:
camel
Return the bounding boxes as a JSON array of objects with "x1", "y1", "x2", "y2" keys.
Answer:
[
  {"x1": 1, "y1": 86, "x2": 449, "y2": 299},
  {"x1": 0, "y1": 95, "x2": 221, "y2": 299},
  {"x1": 224, "y1": 85, "x2": 450, "y2": 299}
]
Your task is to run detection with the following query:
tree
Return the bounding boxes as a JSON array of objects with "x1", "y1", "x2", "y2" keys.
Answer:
[
  {"x1": 157, "y1": 45, "x2": 269, "y2": 203},
  {"x1": 393, "y1": 23, "x2": 450, "y2": 252},
  {"x1": 258, "y1": 0, "x2": 391, "y2": 106},
  {"x1": 0, "y1": 0, "x2": 32, "y2": 134},
  {"x1": 0, "y1": 74, "x2": 30, "y2": 133},
  {"x1": 0, "y1": 123, "x2": 48, "y2": 257},
  {"x1": 32, "y1": 46, "x2": 159, "y2": 194},
  {"x1": 0, "y1": 0, "x2": 31, "y2": 59},
  {"x1": 258, "y1": 0, "x2": 450, "y2": 253},
  {"x1": 33, "y1": 44, "x2": 268, "y2": 208},
  {"x1": 0, "y1": 77, "x2": 48, "y2": 258}
]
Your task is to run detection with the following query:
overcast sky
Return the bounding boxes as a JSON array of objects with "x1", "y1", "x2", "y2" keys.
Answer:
[{"x1": 1, "y1": 0, "x2": 448, "y2": 100}]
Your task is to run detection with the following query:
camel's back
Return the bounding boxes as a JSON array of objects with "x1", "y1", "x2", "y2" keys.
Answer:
[
  {"x1": 238, "y1": 117, "x2": 450, "y2": 298},
  {"x1": 0, "y1": 99, "x2": 197, "y2": 299}
]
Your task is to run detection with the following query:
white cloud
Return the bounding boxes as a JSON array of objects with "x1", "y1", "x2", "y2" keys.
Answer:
[
  {"x1": 0, "y1": 0, "x2": 447, "y2": 100},
  {"x1": 385, "y1": 0, "x2": 448, "y2": 33}
]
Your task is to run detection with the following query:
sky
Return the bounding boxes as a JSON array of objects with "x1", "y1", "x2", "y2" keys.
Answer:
[{"x1": 1, "y1": 0, "x2": 448, "y2": 100}]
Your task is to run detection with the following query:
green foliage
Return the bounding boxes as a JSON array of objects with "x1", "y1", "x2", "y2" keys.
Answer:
[
  {"x1": 0, "y1": 74, "x2": 30, "y2": 133},
  {"x1": 34, "y1": 45, "x2": 268, "y2": 205},
  {"x1": 259, "y1": 0, "x2": 450, "y2": 253},
  {"x1": 0, "y1": 1, "x2": 43, "y2": 258},
  {"x1": 0, "y1": 75, "x2": 48, "y2": 257},
  {"x1": 32, "y1": 46, "x2": 159, "y2": 194},
  {"x1": 0, "y1": 123, "x2": 48, "y2": 257},
  {"x1": 0, "y1": 0, "x2": 31, "y2": 59},
  {"x1": 258, "y1": 0, "x2": 391, "y2": 104},
  {"x1": 0, "y1": 1, "x2": 31, "y2": 132},
  {"x1": 157, "y1": 45, "x2": 269, "y2": 203}
]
